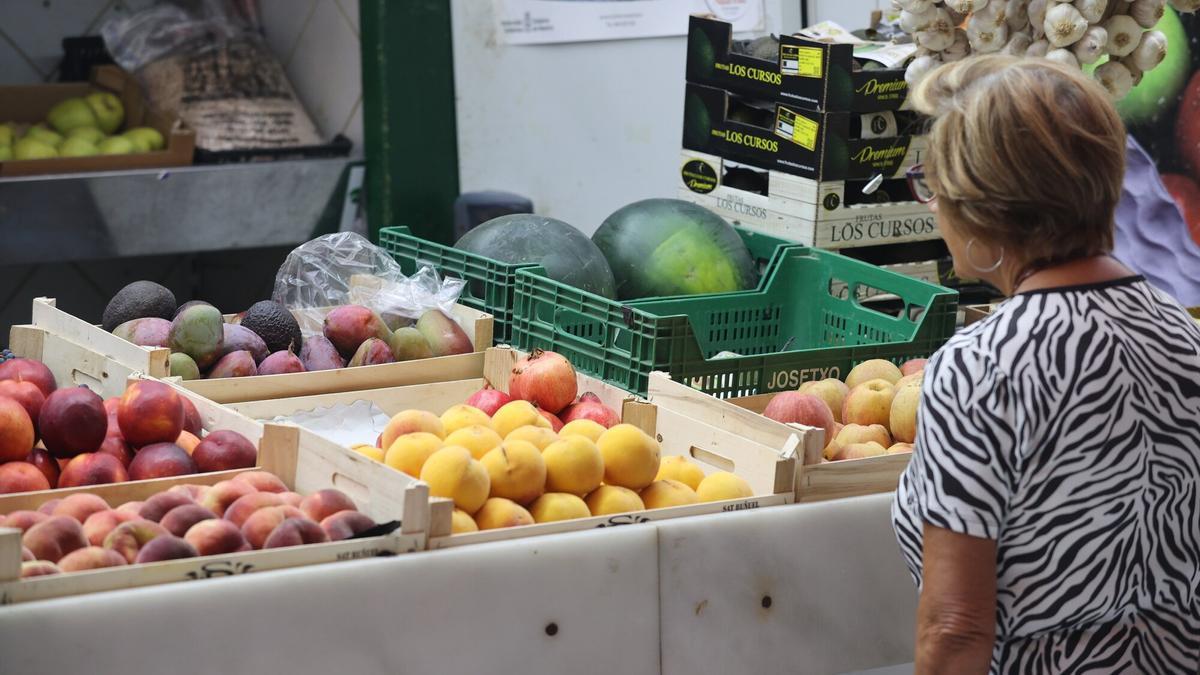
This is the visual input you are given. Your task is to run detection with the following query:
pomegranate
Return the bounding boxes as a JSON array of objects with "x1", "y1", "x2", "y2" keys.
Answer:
[
  {"x1": 559, "y1": 392, "x2": 621, "y2": 428},
  {"x1": 539, "y1": 409, "x2": 564, "y2": 432},
  {"x1": 509, "y1": 350, "x2": 577, "y2": 414},
  {"x1": 466, "y1": 385, "x2": 514, "y2": 417}
]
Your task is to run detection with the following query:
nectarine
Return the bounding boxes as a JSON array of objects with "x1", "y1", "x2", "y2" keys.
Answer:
[
  {"x1": 117, "y1": 380, "x2": 185, "y2": 447},
  {"x1": 192, "y1": 430, "x2": 257, "y2": 472},
  {"x1": 58, "y1": 452, "x2": 129, "y2": 488},
  {"x1": 0, "y1": 461, "x2": 50, "y2": 494},
  {"x1": 0, "y1": 396, "x2": 35, "y2": 463},
  {"x1": 38, "y1": 386, "x2": 106, "y2": 458},
  {"x1": 128, "y1": 442, "x2": 197, "y2": 480},
  {"x1": 0, "y1": 358, "x2": 56, "y2": 397},
  {"x1": 25, "y1": 448, "x2": 60, "y2": 489}
]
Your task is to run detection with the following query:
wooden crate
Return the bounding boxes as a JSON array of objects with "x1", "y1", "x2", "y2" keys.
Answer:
[
  {"x1": 26, "y1": 292, "x2": 494, "y2": 404},
  {"x1": 678, "y1": 150, "x2": 940, "y2": 250},
  {"x1": 226, "y1": 348, "x2": 811, "y2": 549},
  {"x1": 647, "y1": 372, "x2": 909, "y2": 502}
]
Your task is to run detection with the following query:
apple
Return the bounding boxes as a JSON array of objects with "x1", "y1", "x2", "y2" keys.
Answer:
[
  {"x1": 841, "y1": 379, "x2": 896, "y2": 428},
  {"x1": 833, "y1": 441, "x2": 888, "y2": 461},
  {"x1": 97, "y1": 136, "x2": 134, "y2": 155},
  {"x1": 67, "y1": 126, "x2": 104, "y2": 144},
  {"x1": 0, "y1": 145, "x2": 11, "y2": 161},
  {"x1": 85, "y1": 92, "x2": 125, "y2": 134},
  {"x1": 889, "y1": 383, "x2": 921, "y2": 444},
  {"x1": 0, "y1": 122, "x2": 13, "y2": 146},
  {"x1": 845, "y1": 359, "x2": 902, "y2": 389},
  {"x1": 59, "y1": 137, "x2": 99, "y2": 157},
  {"x1": 899, "y1": 359, "x2": 926, "y2": 377},
  {"x1": 887, "y1": 443, "x2": 913, "y2": 454},
  {"x1": 47, "y1": 97, "x2": 97, "y2": 134},
  {"x1": 13, "y1": 138, "x2": 57, "y2": 160},
  {"x1": 798, "y1": 378, "x2": 849, "y2": 424},
  {"x1": 24, "y1": 125, "x2": 63, "y2": 147},
  {"x1": 825, "y1": 423, "x2": 892, "y2": 460},
  {"x1": 124, "y1": 127, "x2": 164, "y2": 152}
]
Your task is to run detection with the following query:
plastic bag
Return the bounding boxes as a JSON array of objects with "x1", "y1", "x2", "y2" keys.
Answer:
[
  {"x1": 101, "y1": 0, "x2": 254, "y2": 73},
  {"x1": 273, "y1": 232, "x2": 466, "y2": 338}
]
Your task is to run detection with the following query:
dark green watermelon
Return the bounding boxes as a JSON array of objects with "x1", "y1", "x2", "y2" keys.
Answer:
[
  {"x1": 591, "y1": 199, "x2": 758, "y2": 300},
  {"x1": 455, "y1": 215, "x2": 616, "y2": 298}
]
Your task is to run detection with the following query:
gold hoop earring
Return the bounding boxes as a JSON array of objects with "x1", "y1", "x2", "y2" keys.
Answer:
[{"x1": 965, "y1": 238, "x2": 1004, "y2": 273}]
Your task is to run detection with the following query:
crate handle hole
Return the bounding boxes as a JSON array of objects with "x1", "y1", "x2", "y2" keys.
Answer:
[
  {"x1": 330, "y1": 473, "x2": 369, "y2": 503},
  {"x1": 689, "y1": 446, "x2": 735, "y2": 473}
]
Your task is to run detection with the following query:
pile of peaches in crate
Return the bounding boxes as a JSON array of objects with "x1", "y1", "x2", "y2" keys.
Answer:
[{"x1": 760, "y1": 358, "x2": 927, "y2": 460}]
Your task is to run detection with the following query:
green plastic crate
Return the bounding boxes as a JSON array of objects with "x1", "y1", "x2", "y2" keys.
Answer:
[
  {"x1": 513, "y1": 246, "x2": 959, "y2": 397},
  {"x1": 378, "y1": 225, "x2": 795, "y2": 345}
]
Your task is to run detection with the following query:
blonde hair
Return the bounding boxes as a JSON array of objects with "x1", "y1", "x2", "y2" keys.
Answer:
[{"x1": 911, "y1": 55, "x2": 1125, "y2": 276}]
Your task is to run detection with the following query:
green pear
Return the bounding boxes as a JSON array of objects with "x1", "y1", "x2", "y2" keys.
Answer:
[
  {"x1": 24, "y1": 124, "x2": 63, "y2": 147},
  {"x1": 0, "y1": 145, "x2": 12, "y2": 161},
  {"x1": 67, "y1": 126, "x2": 104, "y2": 144},
  {"x1": 59, "y1": 136, "x2": 99, "y2": 157},
  {"x1": 0, "y1": 123, "x2": 13, "y2": 146},
  {"x1": 85, "y1": 92, "x2": 124, "y2": 134},
  {"x1": 47, "y1": 97, "x2": 97, "y2": 134},
  {"x1": 13, "y1": 138, "x2": 58, "y2": 160},
  {"x1": 97, "y1": 136, "x2": 134, "y2": 155},
  {"x1": 123, "y1": 126, "x2": 164, "y2": 152}
]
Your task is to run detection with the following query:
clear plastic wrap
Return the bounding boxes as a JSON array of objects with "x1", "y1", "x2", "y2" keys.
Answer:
[
  {"x1": 273, "y1": 232, "x2": 466, "y2": 338},
  {"x1": 101, "y1": 0, "x2": 254, "y2": 73}
]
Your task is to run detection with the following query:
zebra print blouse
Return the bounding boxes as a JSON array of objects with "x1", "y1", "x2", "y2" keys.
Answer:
[{"x1": 892, "y1": 277, "x2": 1200, "y2": 673}]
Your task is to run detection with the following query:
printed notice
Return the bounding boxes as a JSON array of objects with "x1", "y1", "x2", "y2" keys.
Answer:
[{"x1": 495, "y1": 0, "x2": 765, "y2": 45}]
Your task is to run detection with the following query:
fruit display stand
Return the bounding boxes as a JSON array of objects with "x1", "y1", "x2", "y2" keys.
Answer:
[
  {"x1": 514, "y1": 243, "x2": 958, "y2": 397},
  {"x1": 647, "y1": 372, "x2": 909, "y2": 503},
  {"x1": 25, "y1": 295, "x2": 494, "y2": 404},
  {"x1": 223, "y1": 347, "x2": 815, "y2": 549}
]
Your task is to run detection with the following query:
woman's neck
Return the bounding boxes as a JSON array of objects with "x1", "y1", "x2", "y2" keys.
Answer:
[{"x1": 1010, "y1": 255, "x2": 1135, "y2": 295}]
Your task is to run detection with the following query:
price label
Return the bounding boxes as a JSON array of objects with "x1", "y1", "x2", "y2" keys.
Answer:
[
  {"x1": 774, "y1": 108, "x2": 820, "y2": 151},
  {"x1": 780, "y1": 45, "x2": 824, "y2": 78}
]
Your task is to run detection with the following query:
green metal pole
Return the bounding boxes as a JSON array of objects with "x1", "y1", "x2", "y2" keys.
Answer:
[{"x1": 361, "y1": 0, "x2": 460, "y2": 245}]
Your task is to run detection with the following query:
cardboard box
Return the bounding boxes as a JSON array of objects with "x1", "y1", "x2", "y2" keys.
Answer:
[
  {"x1": 0, "y1": 65, "x2": 194, "y2": 177},
  {"x1": 686, "y1": 15, "x2": 909, "y2": 113}
]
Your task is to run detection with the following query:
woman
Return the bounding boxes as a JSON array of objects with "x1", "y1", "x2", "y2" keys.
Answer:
[{"x1": 891, "y1": 55, "x2": 1200, "y2": 673}]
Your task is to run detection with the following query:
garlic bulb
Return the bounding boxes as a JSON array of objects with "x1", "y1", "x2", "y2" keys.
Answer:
[
  {"x1": 944, "y1": 0, "x2": 989, "y2": 15},
  {"x1": 1026, "y1": 39, "x2": 1052, "y2": 57},
  {"x1": 1072, "y1": 26, "x2": 1109, "y2": 63},
  {"x1": 916, "y1": 8, "x2": 957, "y2": 50},
  {"x1": 1003, "y1": 32, "x2": 1034, "y2": 55},
  {"x1": 1130, "y1": 0, "x2": 1166, "y2": 28},
  {"x1": 1073, "y1": 0, "x2": 1108, "y2": 24},
  {"x1": 968, "y1": 17, "x2": 1010, "y2": 52},
  {"x1": 1046, "y1": 48, "x2": 1081, "y2": 68},
  {"x1": 1006, "y1": 0, "x2": 1030, "y2": 31},
  {"x1": 900, "y1": 6, "x2": 937, "y2": 33},
  {"x1": 942, "y1": 29, "x2": 971, "y2": 61},
  {"x1": 1130, "y1": 29, "x2": 1168, "y2": 71},
  {"x1": 1044, "y1": 3, "x2": 1089, "y2": 47},
  {"x1": 1104, "y1": 14, "x2": 1142, "y2": 57},
  {"x1": 905, "y1": 55, "x2": 942, "y2": 89},
  {"x1": 896, "y1": 0, "x2": 936, "y2": 12},
  {"x1": 1029, "y1": 0, "x2": 1050, "y2": 39},
  {"x1": 1094, "y1": 60, "x2": 1134, "y2": 99},
  {"x1": 945, "y1": 6, "x2": 969, "y2": 26},
  {"x1": 1120, "y1": 58, "x2": 1145, "y2": 86},
  {"x1": 1168, "y1": 0, "x2": 1200, "y2": 10},
  {"x1": 1113, "y1": 0, "x2": 1133, "y2": 13},
  {"x1": 973, "y1": 1, "x2": 1008, "y2": 28}
]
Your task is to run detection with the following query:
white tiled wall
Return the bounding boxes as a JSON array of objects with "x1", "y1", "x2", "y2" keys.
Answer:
[{"x1": 0, "y1": 0, "x2": 363, "y2": 154}]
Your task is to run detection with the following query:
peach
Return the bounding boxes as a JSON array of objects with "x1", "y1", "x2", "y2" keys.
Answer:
[
  {"x1": 0, "y1": 461, "x2": 50, "y2": 494},
  {"x1": 200, "y1": 480, "x2": 257, "y2": 516},
  {"x1": 543, "y1": 435, "x2": 604, "y2": 497},
  {"x1": 97, "y1": 433, "x2": 135, "y2": 467},
  {"x1": 385, "y1": 432, "x2": 445, "y2": 476},
  {"x1": 439, "y1": 404, "x2": 491, "y2": 435},
  {"x1": 351, "y1": 444, "x2": 385, "y2": 462},
  {"x1": 135, "y1": 535, "x2": 198, "y2": 563},
  {"x1": 241, "y1": 505, "x2": 305, "y2": 549},
  {"x1": 0, "y1": 395, "x2": 35, "y2": 463},
  {"x1": 0, "y1": 380, "x2": 45, "y2": 437},
  {"x1": 473, "y1": 497, "x2": 534, "y2": 530},
  {"x1": 278, "y1": 491, "x2": 304, "y2": 507},
  {"x1": 38, "y1": 387, "x2": 106, "y2": 458},
  {"x1": 115, "y1": 501, "x2": 144, "y2": 516},
  {"x1": 841, "y1": 379, "x2": 896, "y2": 428},
  {"x1": 223, "y1": 492, "x2": 283, "y2": 527},
  {"x1": 180, "y1": 396, "x2": 203, "y2": 435},
  {"x1": 128, "y1": 443, "x2": 197, "y2": 480},
  {"x1": 640, "y1": 479, "x2": 700, "y2": 509},
  {"x1": 832, "y1": 441, "x2": 888, "y2": 461},
  {"x1": 762, "y1": 391, "x2": 836, "y2": 445},
  {"x1": 419, "y1": 446, "x2": 490, "y2": 515},
  {"x1": 0, "y1": 358, "x2": 56, "y2": 397},
  {"x1": 381, "y1": 410, "x2": 444, "y2": 449},
  {"x1": 26, "y1": 448, "x2": 60, "y2": 488},
  {"x1": 262, "y1": 517, "x2": 329, "y2": 549},
  {"x1": 184, "y1": 518, "x2": 248, "y2": 556},
  {"x1": 490, "y1": 400, "x2": 550, "y2": 439},
  {"x1": 845, "y1": 359, "x2": 903, "y2": 389},
  {"x1": 695, "y1": 472, "x2": 754, "y2": 502},
  {"x1": 798, "y1": 378, "x2": 850, "y2": 424},
  {"x1": 450, "y1": 509, "x2": 478, "y2": 534},
  {"x1": 22, "y1": 516, "x2": 87, "y2": 562},
  {"x1": 299, "y1": 489, "x2": 357, "y2": 522},
  {"x1": 585, "y1": 485, "x2": 645, "y2": 516},
  {"x1": 889, "y1": 382, "x2": 921, "y2": 444},
  {"x1": 481, "y1": 441, "x2": 546, "y2": 505},
  {"x1": 899, "y1": 358, "x2": 927, "y2": 377},
  {"x1": 59, "y1": 546, "x2": 127, "y2": 572},
  {"x1": 2, "y1": 510, "x2": 48, "y2": 532},
  {"x1": 559, "y1": 419, "x2": 606, "y2": 443},
  {"x1": 161, "y1": 504, "x2": 217, "y2": 537},
  {"x1": 138, "y1": 491, "x2": 195, "y2": 522},
  {"x1": 37, "y1": 499, "x2": 62, "y2": 515},
  {"x1": 598, "y1": 424, "x2": 661, "y2": 491},
  {"x1": 21, "y1": 545, "x2": 34, "y2": 561},
  {"x1": 176, "y1": 430, "x2": 201, "y2": 455},
  {"x1": 21, "y1": 561, "x2": 61, "y2": 577},
  {"x1": 52, "y1": 493, "x2": 110, "y2": 523},
  {"x1": 103, "y1": 519, "x2": 169, "y2": 563},
  {"x1": 231, "y1": 471, "x2": 287, "y2": 493},
  {"x1": 446, "y1": 425, "x2": 507, "y2": 458},
  {"x1": 117, "y1": 380, "x2": 184, "y2": 447},
  {"x1": 320, "y1": 511, "x2": 376, "y2": 541},
  {"x1": 58, "y1": 452, "x2": 129, "y2": 488},
  {"x1": 503, "y1": 425, "x2": 559, "y2": 452},
  {"x1": 167, "y1": 484, "x2": 210, "y2": 501},
  {"x1": 192, "y1": 430, "x2": 257, "y2": 472},
  {"x1": 83, "y1": 509, "x2": 135, "y2": 546},
  {"x1": 887, "y1": 442, "x2": 914, "y2": 455},
  {"x1": 655, "y1": 456, "x2": 706, "y2": 491},
  {"x1": 528, "y1": 493, "x2": 591, "y2": 523}
]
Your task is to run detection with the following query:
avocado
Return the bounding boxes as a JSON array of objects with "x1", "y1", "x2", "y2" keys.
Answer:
[
  {"x1": 102, "y1": 280, "x2": 177, "y2": 332},
  {"x1": 239, "y1": 300, "x2": 302, "y2": 353}
]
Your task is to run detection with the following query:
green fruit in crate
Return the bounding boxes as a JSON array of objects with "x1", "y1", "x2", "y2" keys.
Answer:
[
  {"x1": 67, "y1": 126, "x2": 104, "y2": 144},
  {"x1": 0, "y1": 145, "x2": 13, "y2": 161},
  {"x1": 23, "y1": 125, "x2": 62, "y2": 147},
  {"x1": 97, "y1": 136, "x2": 134, "y2": 155},
  {"x1": 47, "y1": 97, "x2": 97, "y2": 134},
  {"x1": 58, "y1": 136, "x2": 99, "y2": 157},
  {"x1": 85, "y1": 92, "x2": 124, "y2": 134},
  {"x1": 13, "y1": 138, "x2": 57, "y2": 160},
  {"x1": 388, "y1": 327, "x2": 433, "y2": 361},
  {"x1": 592, "y1": 199, "x2": 758, "y2": 300},
  {"x1": 169, "y1": 353, "x2": 201, "y2": 380},
  {"x1": 169, "y1": 305, "x2": 225, "y2": 370},
  {"x1": 0, "y1": 123, "x2": 14, "y2": 146},
  {"x1": 102, "y1": 280, "x2": 177, "y2": 331},
  {"x1": 124, "y1": 126, "x2": 164, "y2": 151},
  {"x1": 454, "y1": 214, "x2": 617, "y2": 298}
]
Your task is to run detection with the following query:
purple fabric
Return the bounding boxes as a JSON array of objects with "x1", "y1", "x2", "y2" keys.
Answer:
[{"x1": 1113, "y1": 135, "x2": 1200, "y2": 306}]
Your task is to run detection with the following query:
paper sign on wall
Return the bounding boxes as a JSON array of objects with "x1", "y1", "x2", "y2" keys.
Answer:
[{"x1": 495, "y1": 0, "x2": 766, "y2": 45}]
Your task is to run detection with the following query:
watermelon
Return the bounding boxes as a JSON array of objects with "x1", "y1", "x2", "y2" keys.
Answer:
[
  {"x1": 591, "y1": 199, "x2": 758, "y2": 300},
  {"x1": 455, "y1": 214, "x2": 617, "y2": 298}
]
